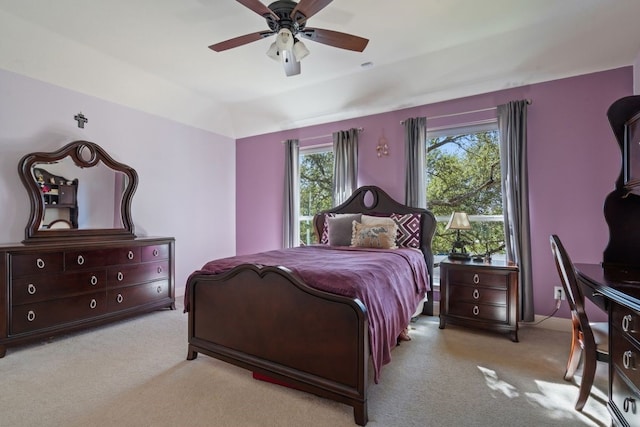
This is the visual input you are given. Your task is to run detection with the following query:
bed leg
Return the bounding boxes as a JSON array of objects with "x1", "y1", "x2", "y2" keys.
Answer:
[
  {"x1": 186, "y1": 346, "x2": 198, "y2": 360},
  {"x1": 354, "y1": 401, "x2": 368, "y2": 426}
]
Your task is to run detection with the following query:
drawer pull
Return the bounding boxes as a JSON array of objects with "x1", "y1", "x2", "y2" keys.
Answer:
[
  {"x1": 89, "y1": 299, "x2": 97, "y2": 309},
  {"x1": 473, "y1": 274, "x2": 480, "y2": 284},
  {"x1": 623, "y1": 350, "x2": 636, "y2": 370},
  {"x1": 90, "y1": 275, "x2": 98, "y2": 286},
  {"x1": 623, "y1": 314, "x2": 633, "y2": 332},
  {"x1": 157, "y1": 285, "x2": 163, "y2": 294},
  {"x1": 27, "y1": 283, "x2": 37, "y2": 295},
  {"x1": 473, "y1": 305, "x2": 480, "y2": 316},
  {"x1": 27, "y1": 310, "x2": 36, "y2": 322},
  {"x1": 117, "y1": 272, "x2": 124, "y2": 281},
  {"x1": 77, "y1": 255, "x2": 85, "y2": 265},
  {"x1": 623, "y1": 397, "x2": 636, "y2": 413},
  {"x1": 152, "y1": 249, "x2": 159, "y2": 257},
  {"x1": 472, "y1": 289, "x2": 480, "y2": 300},
  {"x1": 127, "y1": 250, "x2": 134, "y2": 260},
  {"x1": 157, "y1": 266, "x2": 163, "y2": 274},
  {"x1": 36, "y1": 258, "x2": 45, "y2": 269},
  {"x1": 116, "y1": 294, "x2": 123, "y2": 303}
]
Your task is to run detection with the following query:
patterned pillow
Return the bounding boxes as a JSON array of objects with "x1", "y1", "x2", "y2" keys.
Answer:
[
  {"x1": 390, "y1": 213, "x2": 422, "y2": 248},
  {"x1": 351, "y1": 221, "x2": 398, "y2": 249},
  {"x1": 320, "y1": 213, "x2": 335, "y2": 244}
]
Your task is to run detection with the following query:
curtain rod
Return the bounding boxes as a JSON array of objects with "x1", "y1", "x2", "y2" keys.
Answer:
[
  {"x1": 400, "y1": 99, "x2": 532, "y2": 124},
  {"x1": 282, "y1": 127, "x2": 364, "y2": 143}
]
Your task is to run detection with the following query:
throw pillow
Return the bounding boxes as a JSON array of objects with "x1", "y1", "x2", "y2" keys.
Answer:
[
  {"x1": 390, "y1": 213, "x2": 422, "y2": 248},
  {"x1": 351, "y1": 221, "x2": 398, "y2": 249},
  {"x1": 328, "y1": 214, "x2": 362, "y2": 246}
]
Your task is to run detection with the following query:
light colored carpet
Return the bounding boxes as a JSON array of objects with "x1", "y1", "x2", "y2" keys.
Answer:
[{"x1": 0, "y1": 302, "x2": 610, "y2": 427}]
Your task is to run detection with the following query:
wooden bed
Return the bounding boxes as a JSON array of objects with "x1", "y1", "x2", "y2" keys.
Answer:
[{"x1": 185, "y1": 186, "x2": 437, "y2": 425}]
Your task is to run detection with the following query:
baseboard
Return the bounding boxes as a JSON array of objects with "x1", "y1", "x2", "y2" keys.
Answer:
[{"x1": 520, "y1": 314, "x2": 571, "y2": 332}]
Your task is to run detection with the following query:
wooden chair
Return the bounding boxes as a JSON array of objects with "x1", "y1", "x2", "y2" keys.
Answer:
[{"x1": 549, "y1": 235, "x2": 609, "y2": 411}]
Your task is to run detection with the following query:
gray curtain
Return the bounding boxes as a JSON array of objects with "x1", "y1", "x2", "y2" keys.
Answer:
[
  {"x1": 283, "y1": 139, "x2": 299, "y2": 248},
  {"x1": 497, "y1": 100, "x2": 533, "y2": 321},
  {"x1": 403, "y1": 117, "x2": 427, "y2": 208},
  {"x1": 332, "y1": 128, "x2": 359, "y2": 205}
]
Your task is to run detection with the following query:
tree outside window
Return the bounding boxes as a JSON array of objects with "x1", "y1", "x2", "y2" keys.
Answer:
[
  {"x1": 427, "y1": 127, "x2": 505, "y2": 257},
  {"x1": 299, "y1": 148, "x2": 334, "y2": 244}
]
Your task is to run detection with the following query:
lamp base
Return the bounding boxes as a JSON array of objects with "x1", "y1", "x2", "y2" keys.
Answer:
[{"x1": 448, "y1": 252, "x2": 471, "y2": 261}]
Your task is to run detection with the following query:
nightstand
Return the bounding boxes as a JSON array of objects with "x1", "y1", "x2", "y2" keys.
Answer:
[{"x1": 439, "y1": 258, "x2": 519, "y2": 342}]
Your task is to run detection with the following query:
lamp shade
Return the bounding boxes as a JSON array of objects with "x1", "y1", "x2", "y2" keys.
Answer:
[
  {"x1": 292, "y1": 40, "x2": 310, "y2": 61},
  {"x1": 266, "y1": 41, "x2": 279, "y2": 61},
  {"x1": 445, "y1": 212, "x2": 472, "y2": 231},
  {"x1": 275, "y1": 28, "x2": 294, "y2": 51}
]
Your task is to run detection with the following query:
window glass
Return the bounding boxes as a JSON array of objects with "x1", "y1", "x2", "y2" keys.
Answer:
[
  {"x1": 426, "y1": 124, "x2": 505, "y2": 259},
  {"x1": 299, "y1": 146, "x2": 334, "y2": 244}
]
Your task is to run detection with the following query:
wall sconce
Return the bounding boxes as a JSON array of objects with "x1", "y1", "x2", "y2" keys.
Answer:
[
  {"x1": 445, "y1": 212, "x2": 472, "y2": 260},
  {"x1": 376, "y1": 135, "x2": 389, "y2": 157}
]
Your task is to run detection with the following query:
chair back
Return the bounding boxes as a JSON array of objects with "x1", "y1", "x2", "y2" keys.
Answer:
[{"x1": 549, "y1": 235, "x2": 595, "y2": 345}]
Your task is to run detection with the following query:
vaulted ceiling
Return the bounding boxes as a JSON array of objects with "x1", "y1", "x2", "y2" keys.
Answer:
[{"x1": 1, "y1": 0, "x2": 639, "y2": 139}]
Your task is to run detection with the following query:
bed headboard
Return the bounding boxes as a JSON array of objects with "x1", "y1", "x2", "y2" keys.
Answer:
[{"x1": 312, "y1": 186, "x2": 437, "y2": 296}]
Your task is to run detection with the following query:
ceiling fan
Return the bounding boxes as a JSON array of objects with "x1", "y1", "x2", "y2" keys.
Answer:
[{"x1": 209, "y1": 0, "x2": 369, "y2": 76}]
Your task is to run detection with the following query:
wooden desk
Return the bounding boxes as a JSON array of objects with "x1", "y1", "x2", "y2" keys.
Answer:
[
  {"x1": 575, "y1": 263, "x2": 640, "y2": 426},
  {"x1": 576, "y1": 263, "x2": 640, "y2": 312}
]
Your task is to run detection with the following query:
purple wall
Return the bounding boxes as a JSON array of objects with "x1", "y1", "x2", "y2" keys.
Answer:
[{"x1": 236, "y1": 67, "x2": 632, "y2": 320}]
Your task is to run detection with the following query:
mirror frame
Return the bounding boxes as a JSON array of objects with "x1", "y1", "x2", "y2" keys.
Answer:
[{"x1": 19, "y1": 140, "x2": 138, "y2": 243}]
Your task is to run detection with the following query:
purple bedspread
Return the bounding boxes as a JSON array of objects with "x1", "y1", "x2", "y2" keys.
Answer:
[{"x1": 184, "y1": 245, "x2": 430, "y2": 383}]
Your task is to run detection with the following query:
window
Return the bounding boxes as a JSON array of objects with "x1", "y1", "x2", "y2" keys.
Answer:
[
  {"x1": 426, "y1": 123, "x2": 505, "y2": 259},
  {"x1": 299, "y1": 145, "x2": 334, "y2": 245}
]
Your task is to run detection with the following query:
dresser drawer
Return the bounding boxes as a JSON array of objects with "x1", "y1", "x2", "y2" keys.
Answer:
[
  {"x1": 611, "y1": 330, "x2": 640, "y2": 387},
  {"x1": 448, "y1": 284, "x2": 507, "y2": 305},
  {"x1": 64, "y1": 248, "x2": 115, "y2": 270},
  {"x1": 12, "y1": 270, "x2": 107, "y2": 305},
  {"x1": 10, "y1": 292, "x2": 107, "y2": 335},
  {"x1": 448, "y1": 301, "x2": 507, "y2": 323},
  {"x1": 107, "y1": 280, "x2": 170, "y2": 312},
  {"x1": 10, "y1": 252, "x2": 63, "y2": 278},
  {"x1": 107, "y1": 261, "x2": 169, "y2": 289},
  {"x1": 612, "y1": 303, "x2": 640, "y2": 346},
  {"x1": 447, "y1": 269, "x2": 509, "y2": 289},
  {"x1": 142, "y1": 244, "x2": 170, "y2": 262},
  {"x1": 611, "y1": 366, "x2": 640, "y2": 425}
]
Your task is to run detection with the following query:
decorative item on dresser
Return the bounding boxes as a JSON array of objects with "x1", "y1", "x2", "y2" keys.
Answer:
[
  {"x1": 0, "y1": 140, "x2": 175, "y2": 358},
  {"x1": 439, "y1": 258, "x2": 519, "y2": 342}
]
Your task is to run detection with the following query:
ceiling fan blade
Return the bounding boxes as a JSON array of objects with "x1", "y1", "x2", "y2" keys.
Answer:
[
  {"x1": 281, "y1": 50, "x2": 301, "y2": 76},
  {"x1": 299, "y1": 28, "x2": 369, "y2": 52},
  {"x1": 236, "y1": 0, "x2": 279, "y2": 20},
  {"x1": 291, "y1": 0, "x2": 333, "y2": 21},
  {"x1": 209, "y1": 31, "x2": 274, "y2": 52}
]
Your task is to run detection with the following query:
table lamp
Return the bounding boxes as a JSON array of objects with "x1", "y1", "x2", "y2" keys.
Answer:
[{"x1": 446, "y1": 212, "x2": 472, "y2": 260}]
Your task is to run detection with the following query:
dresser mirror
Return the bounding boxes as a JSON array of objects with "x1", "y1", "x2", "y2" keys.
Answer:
[{"x1": 19, "y1": 140, "x2": 138, "y2": 243}]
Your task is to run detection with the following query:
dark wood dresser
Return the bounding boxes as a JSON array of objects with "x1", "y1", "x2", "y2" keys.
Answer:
[
  {"x1": 0, "y1": 237, "x2": 175, "y2": 357},
  {"x1": 439, "y1": 258, "x2": 519, "y2": 342}
]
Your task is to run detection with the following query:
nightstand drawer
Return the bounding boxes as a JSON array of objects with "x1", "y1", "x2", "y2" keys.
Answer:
[
  {"x1": 448, "y1": 301, "x2": 507, "y2": 323},
  {"x1": 447, "y1": 269, "x2": 509, "y2": 289},
  {"x1": 449, "y1": 284, "x2": 507, "y2": 305}
]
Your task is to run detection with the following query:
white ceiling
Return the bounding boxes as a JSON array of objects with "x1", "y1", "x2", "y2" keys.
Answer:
[{"x1": 1, "y1": 0, "x2": 639, "y2": 139}]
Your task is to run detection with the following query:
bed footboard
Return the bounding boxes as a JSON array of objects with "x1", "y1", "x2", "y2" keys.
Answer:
[{"x1": 186, "y1": 264, "x2": 370, "y2": 426}]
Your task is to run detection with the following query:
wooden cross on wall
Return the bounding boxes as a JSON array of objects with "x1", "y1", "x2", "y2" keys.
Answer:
[{"x1": 74, "y1": 112, "x2": 88, "y2": 128}]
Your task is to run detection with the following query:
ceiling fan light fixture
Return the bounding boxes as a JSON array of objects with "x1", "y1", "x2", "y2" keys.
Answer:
[
  {"x1": 266, "y1": 42, "x2": 279, "y2": 61},
  {"x1": 292, "y1": 40, "x2": 310, "y2": 62}
]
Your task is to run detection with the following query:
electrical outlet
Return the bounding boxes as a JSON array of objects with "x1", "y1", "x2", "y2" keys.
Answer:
[{"x1": 554, "y1": 286, "x2": 565, "y2": 301}]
